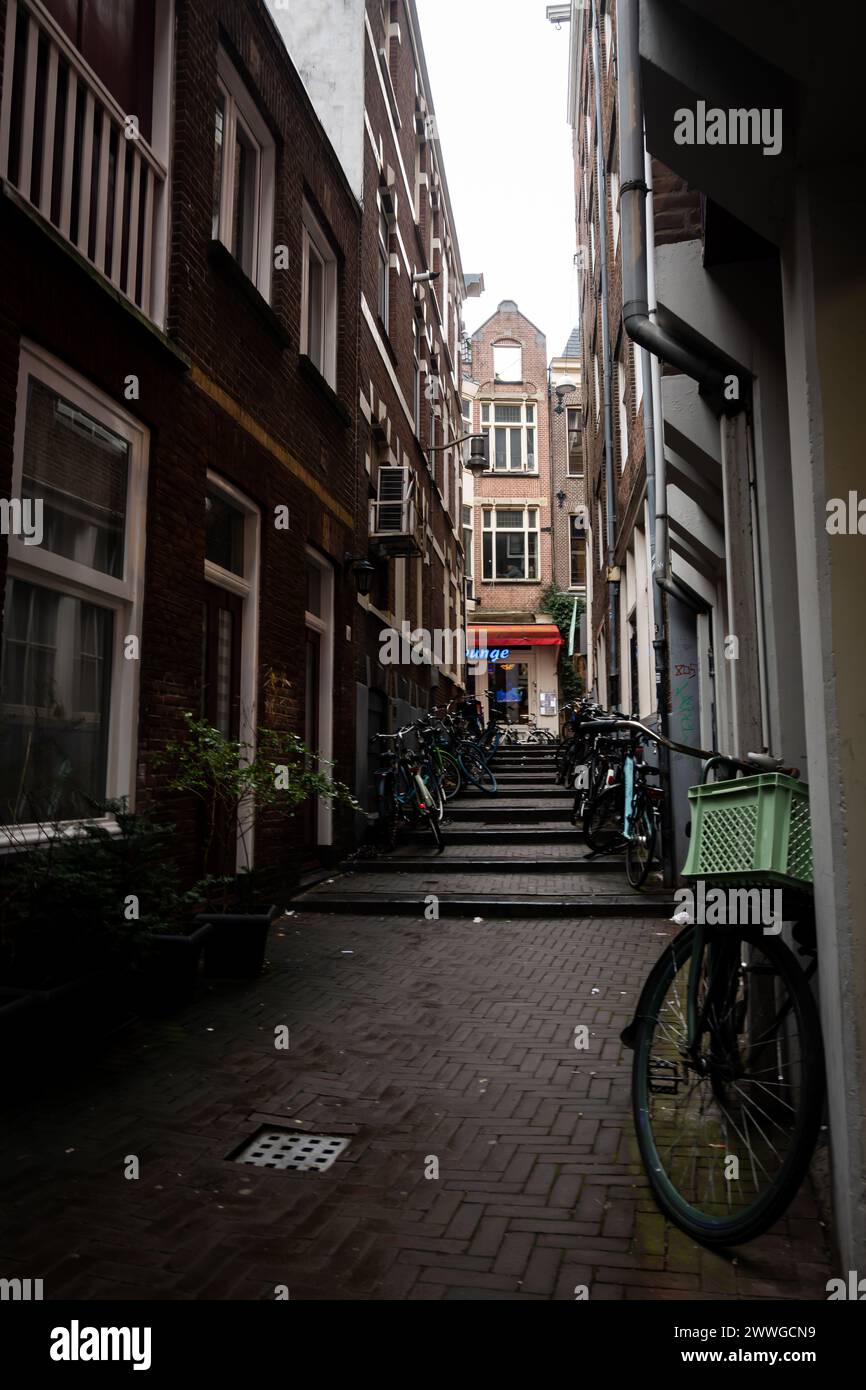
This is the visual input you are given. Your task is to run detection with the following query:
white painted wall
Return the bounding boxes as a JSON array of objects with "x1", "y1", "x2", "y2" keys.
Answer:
[{"x1": 271, "y1": 1, "x2": 366, "y2": 201}]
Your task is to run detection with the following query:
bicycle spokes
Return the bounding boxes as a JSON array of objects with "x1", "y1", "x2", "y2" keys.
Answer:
[{"x1": 637, "y1": 931, "x2": 821, "y2": 1237}]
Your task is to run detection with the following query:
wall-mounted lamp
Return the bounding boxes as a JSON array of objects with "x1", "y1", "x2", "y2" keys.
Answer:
[
  {"x1": 463, "y1": 434, "x2": 489, "y2": 478},
  {"x1": 556, "y1": 489, "x2": 567, "y2": 509},
  {"x1": 554, "y1": 380, "x2": 577, "y2": 415},
  {"x1": 345, "y1": 554, "x2": 376, "y2": 597}
]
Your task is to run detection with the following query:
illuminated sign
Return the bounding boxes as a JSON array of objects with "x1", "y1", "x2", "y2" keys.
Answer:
[{"x1": 467, "y1": 647, "x2": 511, "y2": 661}]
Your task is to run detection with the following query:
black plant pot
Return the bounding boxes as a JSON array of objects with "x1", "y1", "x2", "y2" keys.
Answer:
[
  {"x1": 134, "y1": 922, "x2": 214, "y2": 1015},
  {"x1": 195, "y1": 904, "x2": 280, "y2": 979}
]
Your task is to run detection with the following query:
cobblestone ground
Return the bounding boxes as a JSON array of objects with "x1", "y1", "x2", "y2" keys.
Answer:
[{"x1": 0, "y1": 911, "x2": 834, "y2": 1300}]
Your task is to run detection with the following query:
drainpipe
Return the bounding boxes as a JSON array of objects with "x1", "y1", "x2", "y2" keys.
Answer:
[
  {"x1": 616, "y1": 0, "x2": 742, "y2": 613},
  {"x1": 590, "y1": 0, "x2": 620, "y2": 708}
]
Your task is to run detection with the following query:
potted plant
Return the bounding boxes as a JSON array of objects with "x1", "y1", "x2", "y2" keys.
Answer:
[
  {"x1": 161, "y1": 715, "x2": 358, "y2": 977},
  {"x1": 0, "y1": 804, "x2": 210, "y2": 1024}
]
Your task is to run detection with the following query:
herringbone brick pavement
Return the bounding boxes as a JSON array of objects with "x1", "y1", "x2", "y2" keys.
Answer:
[{"x1": 0, "y1": 913, "x2": 834, "y2": 1300}]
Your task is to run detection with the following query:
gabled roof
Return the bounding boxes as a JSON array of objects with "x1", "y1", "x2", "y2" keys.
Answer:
[{"x1": 471, "y1": 300, "x2": 548, "y2": 343}]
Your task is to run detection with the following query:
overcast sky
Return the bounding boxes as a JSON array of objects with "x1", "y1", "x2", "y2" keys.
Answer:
[{"x1": 415, "y1": 0, "x2": 579, "y2": 361}]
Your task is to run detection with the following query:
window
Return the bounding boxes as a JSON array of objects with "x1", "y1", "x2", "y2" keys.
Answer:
[
  {"x1": 213, "y1": 49, "x2": 275, "y2": 299},
  {"x1": 461, "y1": 397, "x2": 472, "y2": 428},
  {"x1": 481, "y1": 401, "x2": 537, "y2": 472},
  {"x1": 462, "y1": 504, "x2": 473, "y2": 578},
  {"x1": 481, "y1": 508, "x2": 539, "y2": 582},
  {"x1": 412, "y1": 319, "x2": 421, "y2": 435},
  {"x1": 202, "y1": 475, "x2": 260, "y2": 865},
  {"x1": 569, "y1": 516, "x2": 587, "y2": 588},
  {"x1": 301, "y1": 201, "x2": 338, "y2": 389},
  {"x1": 567, "y1": 408, "x2": 584, "y2": 476},
  {"x1": 618, "y1": 358, "x2": 629, "y2": 469},
  {"x1": 609, "y1": 168, "x2": 620, "y2": 254},
  {"x1": 594, "y1": 353, "x2": 600, "y2": 422},
  {"x1": 377, "y1": 204, "x2": 390, "y2": 329},
  {"x1": 632, "y1": 339, "x2": 643, "y2": 405},
  {"x1": 0, "y1": 347, "x2": 147, "y2": 829},
  {"x1": 493, "y1": 343, "x2": 522, "y2": 383}
]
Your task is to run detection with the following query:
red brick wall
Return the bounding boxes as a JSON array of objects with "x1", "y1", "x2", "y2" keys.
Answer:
[
  {"x1": 0, "y1": 0, "x2": 362, "y2": 887},
  {"x1": 465, "y1": 304, "x2": 552, "y2": 618}
]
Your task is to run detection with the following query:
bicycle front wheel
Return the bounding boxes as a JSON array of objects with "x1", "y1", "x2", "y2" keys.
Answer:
[
  {"x1": 631, "y1": 925, "x2": 825, "y2": 1246},
  {"x1": 436, "y1": 750, "x2": 462, "y2": 800},
  {"x1": 459, "y1": 745, "x2": 498, "y2": 795},
  {"x1": 583, "y1": 783, "x2": 624, "y2": 851},
  {"x1": 625, "y1": 795, "x2": 656, "y2": 888}
]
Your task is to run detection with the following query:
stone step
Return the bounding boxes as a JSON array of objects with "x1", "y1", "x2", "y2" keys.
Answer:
[
  {"x1": 341, "y1": 854, "x2": 625, "y2": 873},
  {"x1": 445, "y1": 803, "x2": 574, "y2": 821},
  {"x1": 406, "y1": 824, "x2": 583, "y2": 843},
  {"x1": 291, "y1": 891, "x2": 675, "y2": 918}
]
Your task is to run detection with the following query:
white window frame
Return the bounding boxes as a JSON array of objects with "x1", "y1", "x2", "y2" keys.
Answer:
[
  {"x1": 480, "y1": 400, "x2": 537, "y2": 474},
  {"x1": 569, "y1": 516, "x2": 587, "y2": 589},
  {"x1": 304, "y1": 548, "x2": 335, "y2": 847},
  {"x1": 214, "y1": 48, "x2": 275, "y2": 301},
  {"x1": 481, "y1": 507, "x2": 539, "y2": 583},
  {"x1": 204, "y1": 472, "x2": 261, "y2": 872},
  {"x1": 618, "y1": 358, "x2": 629, "y2": 470},
  {"x1": 567, "y1": 407, "x2": 584, "y2": 476},
  {"x1": 301, "y1": 201, "x2": 339, "y2": 389},
  {"x1": 493, "y1": 342, "x2": 523, "y2": 383},
  {"x1": 2, "y1": 342, "x2": 149, "y2": 842}
]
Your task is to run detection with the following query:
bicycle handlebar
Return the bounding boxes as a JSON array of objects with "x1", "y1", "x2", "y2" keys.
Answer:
[{"x1": 578, "y1": 717, "x2": 799, "y2": 781}]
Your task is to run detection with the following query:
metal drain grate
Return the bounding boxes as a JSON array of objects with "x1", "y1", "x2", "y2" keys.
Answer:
[{"x1": 232, "y1": 1128, "x2": 349, "y2": 1172}]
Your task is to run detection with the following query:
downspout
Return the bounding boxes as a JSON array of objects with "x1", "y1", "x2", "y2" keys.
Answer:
[
  {"x1": 616, "y1": 0, "x2": 740, "y2": 613},
  {"x1": 590, "y1": 0, "x2": 619, "y2": 707}
]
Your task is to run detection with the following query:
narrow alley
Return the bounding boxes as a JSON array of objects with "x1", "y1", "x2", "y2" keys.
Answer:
[{"x1": 0, "y1": 757, "x2": 833, "y2": 1300}]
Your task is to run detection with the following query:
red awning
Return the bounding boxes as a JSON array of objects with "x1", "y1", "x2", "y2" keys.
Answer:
[{"x1": 467, "y1": 624, "x2": 562, "y2": 648}]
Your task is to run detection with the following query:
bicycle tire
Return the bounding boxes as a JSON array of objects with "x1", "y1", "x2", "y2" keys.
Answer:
[
  {"x1": 436, "y1": 750, "x2": 462, "y2": 800},
  {"x1": 625, "y1": 795, "x2": 656, "y2": 888},
  {"x1": 583, "y1": 783, "x2": 625, "y2": 852},
  {"x1": 459, "y1": 745, "x2": 498, "y2": 795},
  {"x1": 631, "y1": 924, "x2": 825, "y2": 1246}
]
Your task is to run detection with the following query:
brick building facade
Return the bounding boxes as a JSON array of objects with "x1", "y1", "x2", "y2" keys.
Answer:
[
  {"x1": 0, "y1": 0, "x2": 363, "y2": 892},
  {"x1": 550, "y1": 0, "x2": 866, "y2": 1269},
  {"x1": 548, "y1": 327, "x2": 587, "y2": 683},
  {"x1": 462, "y1": 301, "x2": 561, "y2": 732},
  {"x1": 275, "y1": 0, "x2": 477, "y2": 806}
]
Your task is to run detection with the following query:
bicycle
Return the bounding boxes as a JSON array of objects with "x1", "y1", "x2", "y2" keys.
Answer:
[
  {"x1": 372, "y1": 728, "x2": 444, "y2": 853},
  {"x1": 610, "y1": 717, "x2": 824, "y2": 1246}
]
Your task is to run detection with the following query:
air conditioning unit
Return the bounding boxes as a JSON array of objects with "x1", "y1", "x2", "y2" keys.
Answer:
[{"x1": 370, "y1": 466, "x2": 423, "y2": 556}]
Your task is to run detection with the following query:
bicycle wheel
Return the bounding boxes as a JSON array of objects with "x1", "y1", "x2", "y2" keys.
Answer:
[
  {"x1": 436, "y1": 750, "x2": 462, "y2": 800},
  {"x1": 459, "y1": 745, "x2": 498, "y2": 795},
  {"x1": 625, "y1": 794, "x2": 656, "y2": 889},
  {"x1": 583, "y1": 783, "x2": 625, "y2": 851},
  {"x1": 631, "y1": 925, "x2": 825, "y2": 1246}
]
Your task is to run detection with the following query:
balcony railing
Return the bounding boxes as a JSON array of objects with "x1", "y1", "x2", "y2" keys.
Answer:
[{"x1": 0, "y1": 0, "x2": 168, "y2": 324}]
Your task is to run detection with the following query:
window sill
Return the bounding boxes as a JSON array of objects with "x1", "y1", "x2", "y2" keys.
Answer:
[
  {"x1": 376, "y1": 316, "x2": 398, "y2": 368},
  {"x1": 208, "y1": 239, "x2": 290, "y2": 348},
  {"x1": 298, "y1": 354, "x2": 351, "y2": 426}
]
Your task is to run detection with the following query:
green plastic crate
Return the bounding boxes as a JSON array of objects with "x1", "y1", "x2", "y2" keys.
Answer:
[{"x1": 681, "y1": 773, "x2": 812, "y2": 890}]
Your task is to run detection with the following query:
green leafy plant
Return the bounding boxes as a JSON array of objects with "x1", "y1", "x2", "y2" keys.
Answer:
[
  {"x1": 159, "y1": 715, "x2": 359, "y2": 912},
  {"x1": 0, "y1": 803, "x2": 184, "y2": 987},
  {"x1": 540, "y1": 583, "x2": 584, "y2": 707}
]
